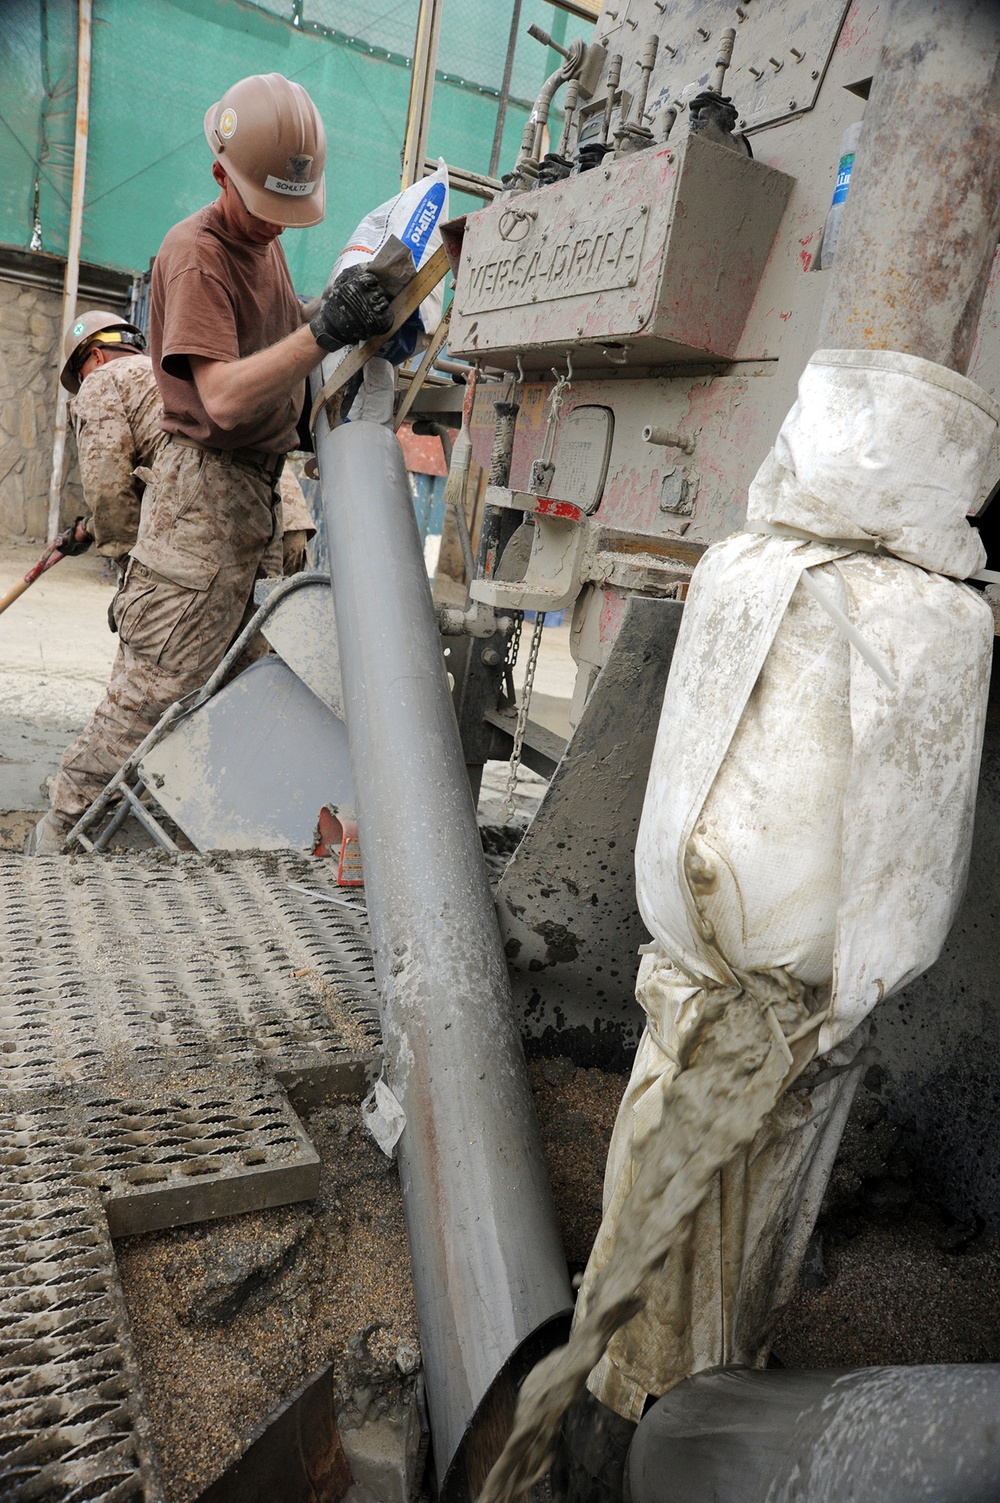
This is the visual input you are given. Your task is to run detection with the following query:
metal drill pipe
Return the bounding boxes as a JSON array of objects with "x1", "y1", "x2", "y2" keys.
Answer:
[
  {"x1": 312, "y1": 413, "x2": 572, "y2": 1489},
  {"x1": 818, "y1": 0, "x2": 1000, "y2": 373}
]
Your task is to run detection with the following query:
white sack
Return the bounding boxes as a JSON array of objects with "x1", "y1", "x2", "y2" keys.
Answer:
[
  {"x1": 636, "y1": 348, "x2": 999, "y2": 1056},
  {"x1": 344, "y1": 356, "x2": 395, "y2": 425},
  {"x1": 574, "y1": 350, "x2": 998, "y2": 1421},
  {"x1": 326, "y1": 160, "x2": 450, "y2": 340},
  {"x1": 318, "y1": 163, "x2": 450, "y2": 428}
]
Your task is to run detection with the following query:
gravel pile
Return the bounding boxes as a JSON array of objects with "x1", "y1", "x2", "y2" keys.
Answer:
[
  {"x1": 117, "y1": 1101, "x2": 419, "y2": 1502},
  {"x1": 113, "y1": 1056, "x2": 1000, "y2": 1501}
]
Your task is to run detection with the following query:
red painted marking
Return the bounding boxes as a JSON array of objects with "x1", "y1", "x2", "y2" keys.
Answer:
[
  {"x1": 599, "y1": 587, "x2": 628, "y2": 645},
  {"x1": 535, "y1": 498, "x2": 583, "y2": 521},
  {"x1": 799, "y1": 233, "x2": 815, "y2": 273}
]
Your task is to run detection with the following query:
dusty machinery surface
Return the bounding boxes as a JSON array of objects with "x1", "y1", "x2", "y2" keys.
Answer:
[{"x1": 441, "y1": 0, "x2": 1000, "y2": 1231}]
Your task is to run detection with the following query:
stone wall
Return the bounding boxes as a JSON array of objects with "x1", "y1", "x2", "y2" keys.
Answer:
[
  {"x1": 0, "y1": 277, "x2": 83, "y2": 541},
  {"x1": 0, "y1": 255, "x2": 134, "y2": 542}
]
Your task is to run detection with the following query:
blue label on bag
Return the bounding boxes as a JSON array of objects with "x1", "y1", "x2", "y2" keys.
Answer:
[
  {"x1": 400, "y1": 180, "x2": 447, "y2": 264},
  {"x1": 831, "y1": 151, "x2": 855, "y2": 205}
]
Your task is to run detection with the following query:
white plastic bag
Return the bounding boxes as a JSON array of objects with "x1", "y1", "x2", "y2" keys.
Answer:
[
  {"x1": 575, "y1": 348, "x2": 1000, "y2": 1422},
  {"x1": 318, "y1": 162, "x2": 450, "y2": 426},
  {"x1": 361, "y1": 1077, "x2": 407, "y2": 1159}
]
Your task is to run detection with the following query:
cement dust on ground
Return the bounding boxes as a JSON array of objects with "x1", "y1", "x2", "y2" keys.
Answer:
[{"x1": 0, "y1": 542, "x2": 118, "y2": 815}]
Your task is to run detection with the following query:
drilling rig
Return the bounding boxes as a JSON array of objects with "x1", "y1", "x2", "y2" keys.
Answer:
[
  {"x1": 349, "y1": 0, "x2": 1000, "y2": 1491},
  {"x1": 441, "y1": 0, "x2": 1000, "y2": 1207}
]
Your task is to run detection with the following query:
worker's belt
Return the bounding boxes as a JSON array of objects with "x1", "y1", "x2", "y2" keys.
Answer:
[{"x1": 167, "y1": 433, "x2": 285, "y2": 480}]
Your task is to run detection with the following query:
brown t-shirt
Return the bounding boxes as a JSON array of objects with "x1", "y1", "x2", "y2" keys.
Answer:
[{"x1": 150, "y1": 200, "x2": 304, "y2": 453}]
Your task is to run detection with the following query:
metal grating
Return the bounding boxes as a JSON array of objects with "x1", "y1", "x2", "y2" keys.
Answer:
[
  {"x1": 0, "y1": 853, "x2": 380, "y2": 1095},
  {"x1": 0, "y1": 1103, "x2": 163, "y2": 1502},
  {"x1": 2, "y1": 1069, "x2": 321, "y2": 1239},
  {"x1": 0, "y1": 851, "x2": 383, "y2": 1499}
]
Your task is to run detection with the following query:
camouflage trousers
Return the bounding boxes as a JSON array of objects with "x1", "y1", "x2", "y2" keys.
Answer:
[{"x1": 37, "y1": 440, "x2": 282, "y2": 850}]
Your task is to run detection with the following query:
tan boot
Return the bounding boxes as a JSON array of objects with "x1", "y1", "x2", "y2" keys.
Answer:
[{"x1": 26, "y1": 811, "x2": 76, "y2": 854}]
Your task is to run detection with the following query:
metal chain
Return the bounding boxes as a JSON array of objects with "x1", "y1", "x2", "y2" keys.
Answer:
[
  {"x1": 501, "y1": 611, "x2": 546, "y2": 821},
  {"x1": 504, "y1": 611, "x2": 523, "y2": 670}
]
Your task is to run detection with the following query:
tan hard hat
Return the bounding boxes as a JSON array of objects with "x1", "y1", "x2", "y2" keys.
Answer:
[
  {"x1": 60, "y1": 310, "x2": 146, "y2": 394},
  {"x1": 204, "y1": 73, "x2": 326, "y2": 229}
]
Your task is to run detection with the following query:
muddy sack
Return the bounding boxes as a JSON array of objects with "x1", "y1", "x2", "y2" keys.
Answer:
[{"x1": 637, "y1": 347, "x2": 999, "y2": 1057}]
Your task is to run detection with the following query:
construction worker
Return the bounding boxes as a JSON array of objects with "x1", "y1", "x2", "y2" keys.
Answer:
[
  {"x1": 30, "y1": 72, "x2": 391, "y2": 853},
  {"x1": 58, "y1": 311, "x2": 163, "y2": 569},
  {"x1": 59, "y1": 311, "x2": 314, "y2": 575}
]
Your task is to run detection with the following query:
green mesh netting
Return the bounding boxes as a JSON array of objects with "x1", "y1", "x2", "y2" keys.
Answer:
[{"x1": 0, "y1": 0, "x2": 592, "y2": 296}]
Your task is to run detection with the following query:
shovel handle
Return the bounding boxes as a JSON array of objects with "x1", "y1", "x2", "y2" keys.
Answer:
[{"x1": 0, "y1": 545, "x2": 66, "y2": 617}]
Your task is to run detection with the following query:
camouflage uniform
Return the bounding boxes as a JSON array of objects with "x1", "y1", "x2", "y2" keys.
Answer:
[
  {"x1": 277, "y1": 468, "x2": 315, "y2": 575},
  {"x1": 36, "y1": 439, "x2": 283, "y2": 849},
  {"x1": 70, "y1": 353, "x2": 166, "y2": 561}
]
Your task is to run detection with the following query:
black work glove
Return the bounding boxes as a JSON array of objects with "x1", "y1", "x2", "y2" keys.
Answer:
[
  {"x1": 54, "y1": 516, "x2": 93, "y2": 556},
  {"x1": 310, "y1": 266, "x2": 394, "y2": 352}
]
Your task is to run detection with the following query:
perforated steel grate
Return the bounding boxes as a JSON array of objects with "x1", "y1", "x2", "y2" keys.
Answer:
[
  {"x1": 3, "y1": 1068, "x2": 320, "y2": 1239},
  {"x1": 0, "y1": 853, "x2": 380, "y2": 1095},
  {"x1": 0, "y1": 851, "x2": 383, "y2": 1499},
  {"x1": 0, "y1": 1103, "x2": 163, "y2": 1502}
]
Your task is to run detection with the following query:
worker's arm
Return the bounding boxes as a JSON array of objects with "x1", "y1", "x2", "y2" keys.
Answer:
[
  {"x1": 190, "y1": 267, "x2": 393, "y2": 433},
  {"x1": 72, "y1": 371, "x2": 143, "y2": 559},
  {"x1": 190, "y1": 324, "x2": 320, "y2": 433}
]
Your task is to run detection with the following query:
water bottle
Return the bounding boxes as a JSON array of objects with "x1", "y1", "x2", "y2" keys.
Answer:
[{"x1": 820, "y1": 120, "x2": 863, "y2": 269}]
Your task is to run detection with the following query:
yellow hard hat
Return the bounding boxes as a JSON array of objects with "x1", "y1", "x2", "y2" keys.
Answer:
[
  {"x1": 60, "y1": 310, "x2": 146, "y2": 394},
  {"x1": 204, "y1": 73, "x2": 327, "y2": 229}
]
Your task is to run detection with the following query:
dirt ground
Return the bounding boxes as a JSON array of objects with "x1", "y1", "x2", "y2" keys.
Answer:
[
  {"x1": 0, "y1": 543, "x2": 119, "y2": 815},
  {"x1": 773, "y1": 1084, "x2": 1000, "y2": 1369},
  {"x1": 111, "y1": 1058, "x2": 625, "y2": 1502},
  {"x1": 111, "y1": 1048, "x2": 1000, "y2": 1502}
]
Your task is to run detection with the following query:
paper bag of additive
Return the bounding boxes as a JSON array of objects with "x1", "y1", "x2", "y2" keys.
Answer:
[
  {"x1": 327, "y1": 159, "x2": 450, "y2": 359},
  {"x1": 635, "y1": 348, "x2": 998, "y2": 1059}
]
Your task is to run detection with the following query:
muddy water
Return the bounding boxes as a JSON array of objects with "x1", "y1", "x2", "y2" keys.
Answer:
[{"x1": 478, "y1": 978, "x2": 810, "y2": 1503}]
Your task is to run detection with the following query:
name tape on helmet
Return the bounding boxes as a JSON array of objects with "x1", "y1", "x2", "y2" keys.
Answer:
[{"x1": 265, "y1": 174, "x2": 318, "y2": 196}]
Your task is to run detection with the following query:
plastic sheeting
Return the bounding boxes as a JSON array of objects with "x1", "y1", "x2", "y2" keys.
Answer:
[{"x1": 637, "y1": 348, "x2": 999, "y2": 1057}]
